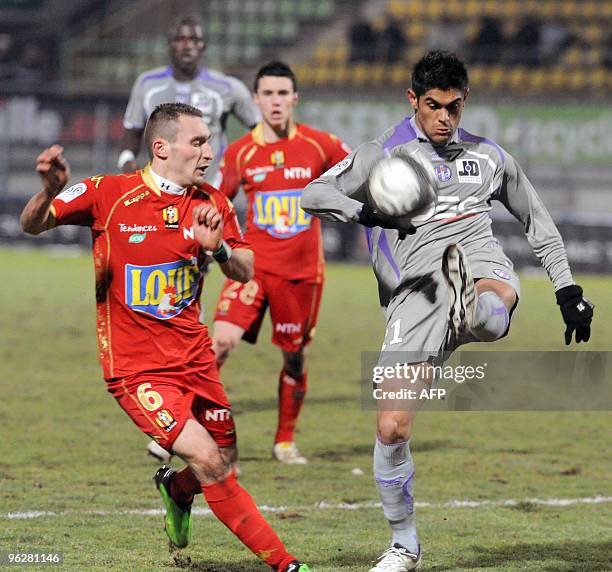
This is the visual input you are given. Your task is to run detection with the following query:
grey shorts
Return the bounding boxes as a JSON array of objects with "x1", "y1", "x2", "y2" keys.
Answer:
[{"x1": 378, "y1": 253, "x2": 520, "y2": 367}]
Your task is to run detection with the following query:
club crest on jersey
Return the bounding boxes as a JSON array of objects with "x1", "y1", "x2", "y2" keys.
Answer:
[
  {"x1": 457, "y1": 159, "x2": 482, "y2": 183},
  {"x1": 125, "y1": 259, "x2": 200, "y2": 319},
  {"x1": 162, "y1": 206, "x2": 180, "y2": 229},
  {"x1": 270, "y1": 150, "x2": 285, "y2": 168},
  {"x1": 434, "y1": 164, "x2": 452, "y2": 182},
  {"x1": 253, "y1": 189, "x2": 312, "y2": 238},
  {"x1": 155, "y1": 409, "x2": 177, "y2": 432}
]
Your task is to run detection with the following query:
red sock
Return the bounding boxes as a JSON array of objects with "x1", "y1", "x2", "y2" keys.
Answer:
[
  {"x1": 169, "y1": 467, "x2": 201, "y2": 509},
  {"x1": 202, "y1": 474, "x2": 295, "y2": 571},
  {"x1": 275, "y1": 369, "x2": 307, "y2": 444}
]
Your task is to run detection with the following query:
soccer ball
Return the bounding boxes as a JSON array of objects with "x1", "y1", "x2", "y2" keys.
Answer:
[{"x1": 367, "y1": 155, "x2": 436, "y2": 221}]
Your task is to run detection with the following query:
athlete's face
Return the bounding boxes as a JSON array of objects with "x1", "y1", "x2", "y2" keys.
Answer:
[
  {"x1": 157, "y1": 115, "x2": 213, "y2": 186},
  {"x1": 169, "y1": 24, "x2": 205, "y2": 76},
  {"x1": 407, "y1": 87, "x2": 467, "y2": 146},
  {"x1": 254, "y1": 76, "x2": 298, "y2": 130}
]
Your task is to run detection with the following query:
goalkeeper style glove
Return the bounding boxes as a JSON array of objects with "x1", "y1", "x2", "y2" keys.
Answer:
[
  {"x1": 555, "y1": 284, "x2": 594, "y2": 345},
  {"x1": 357, "y1": 203, "x2": 416, "y2": 239}
]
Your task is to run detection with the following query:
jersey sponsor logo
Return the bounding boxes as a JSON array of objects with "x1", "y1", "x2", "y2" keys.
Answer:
[
  {"x1": 162, "y1": 206, "x2": 180, "y2": 229},
  {"x1": 275, "y1": 322, "x2": 302, "y2": 334},
  {"x1": 118, "y1": 223, "x2": 158, "y2": 233},
  {"x1": 124, "y1": 190, "x2": 150, "y2": 206},
  {"x1": 205, "y1": 408, "x2": 232, "y2": 422},
  {"x1": 284, "y1": 167, "x2": 312, "y2": 180},
  {"x1": 457, "y1": 159, "x2": 482, "y2": 183},
  {"x1": 253, "y1": 189, "x2": 312, "y2": 238},
  {"x1": 271, "y1": 150, "x2": 285, "y2": 168},
  {"x1": 412, "y1": 195, "x2": 483, "y2": 223},
  {"x1": 322, "y1": 157, "x2": 352, "y2": 177},
  {"x1": 125, "y1": 258, "x2": 200, "y2": 320},
  {"x1": 493, "y1": 268, "x2": 511, "y2": 280},
  {"x1": 128, "y1": 233, "x2": 147, "y2": 244},
  {"x1": 434, "y1": 164, "x2": 452, "y2": 182},
  {"x1": 57, "y1": 182, "x2": 87, "y2": 203},
  {"x1": 246, "y1": 166, "x2": 274, "y2": 177}
]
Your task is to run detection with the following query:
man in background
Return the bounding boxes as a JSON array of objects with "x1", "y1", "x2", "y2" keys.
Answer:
[
  {"x1": 118, "y1": 15, "x2": 260, "y2": 183},
  {"x1": 213, "y1": 61, "x2": 350, "y2": 464}
]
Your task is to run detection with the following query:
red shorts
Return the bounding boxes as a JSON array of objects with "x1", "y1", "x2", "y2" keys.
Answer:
[
  {"x1": 214, "y1": 271, "x2": 323, "y2": 353},
  {"x1": 107, "y1": 364, "x2": 236, "y2": 451}
]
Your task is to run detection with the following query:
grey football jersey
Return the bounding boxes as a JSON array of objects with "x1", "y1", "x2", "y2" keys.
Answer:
[
  {"x1": 123, "y1": 65, "x2": 261, "y2": 181},
  {"x1": 302, "y1": 115, "x2": 574, "y2": 307}
]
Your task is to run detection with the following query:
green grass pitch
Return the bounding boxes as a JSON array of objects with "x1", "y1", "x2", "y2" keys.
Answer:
[{"x1": 1, "y1": 246, "x2": 610, "y2": 571}]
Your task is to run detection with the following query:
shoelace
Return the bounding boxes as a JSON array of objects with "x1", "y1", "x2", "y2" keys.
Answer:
[{"x1": 375, "y1": 546, "x2": 415, "y2": 568}]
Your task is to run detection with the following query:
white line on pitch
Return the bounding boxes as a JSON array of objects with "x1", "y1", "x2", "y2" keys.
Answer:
[{"x1": 4, "y1": 495, "x2": 612, "y2": 520}]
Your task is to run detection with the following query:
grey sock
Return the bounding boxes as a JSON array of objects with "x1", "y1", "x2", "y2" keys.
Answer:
[
  {"x1": 472, "y1": 291, "x2": 509, "y2": 341},
  {"x1": 373, "y1": 438, "x2": 419, "y2": 552}
]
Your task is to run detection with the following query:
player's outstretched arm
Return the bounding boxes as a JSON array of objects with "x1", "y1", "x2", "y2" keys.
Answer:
[
  {"x1": 192, "y1": 204, "x2": 254, "y2": 283},
  {"x1": 496, "y1": 153, "x2": 594, "y2": 344},
  {"x1": 21, "y1": 144, "x2": 70, "y2": 235}
]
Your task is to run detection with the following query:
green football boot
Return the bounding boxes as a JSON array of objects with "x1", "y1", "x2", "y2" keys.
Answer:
[
  {"x1": 284, "y1": 562, "x2": 311, "y2": 572},
  {"x1": 153, "y1": 465, "x2": 192, "y2": 548}
]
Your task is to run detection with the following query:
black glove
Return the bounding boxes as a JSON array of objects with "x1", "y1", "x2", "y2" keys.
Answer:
[
  {"x1": 357, "y1": 203, "x2": 416, "y2": 239},
  {"x1": 555, "y1": 284, "x2": 594, "y2": 345}
]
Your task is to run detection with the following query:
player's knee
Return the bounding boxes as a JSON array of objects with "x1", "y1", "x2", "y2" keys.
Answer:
[
  {"x1": 189, "y1": 450, "x2": 231, "y2": 484},
  {"x1": 377, "y1": 414, "x2": 413, "y2": 443},
  {"x1": 283, "y1": 351, "x2": 305, "y2": 378}
]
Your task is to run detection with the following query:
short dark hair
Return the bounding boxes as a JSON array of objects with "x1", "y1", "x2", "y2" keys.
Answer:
[
  {"x1": 411, "y1": 50, "x2": 469, "y2": 97},
  {"x1": 254, "y1": 61, "x2": 298, "y2": 92},
  {"x1": 168, "y1": 15, "x2": 204, "y2": 40},
  {"x1": 143, "y1": 103, "x2": 203, "y2": 159}
]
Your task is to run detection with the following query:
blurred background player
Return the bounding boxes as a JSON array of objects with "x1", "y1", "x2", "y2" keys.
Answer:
[
  {"x1": 21, "y1": 103, "x2": 310, "y2": 572},
  {"x1": 117, "y1": 15, "x2": 260, "y2": 183},
  {"x1": 302, "y1": 51, "x2": 593, "y2": 571},
  {"x1": 212, "y1": 61, "x2": 350, "y2": 464}
]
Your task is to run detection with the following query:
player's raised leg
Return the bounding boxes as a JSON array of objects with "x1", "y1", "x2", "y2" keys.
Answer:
[{"x1": 442, "y1": 244, "x2": 517, "y2": 344}]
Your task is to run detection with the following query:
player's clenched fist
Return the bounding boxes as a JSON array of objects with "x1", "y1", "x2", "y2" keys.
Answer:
[
  {"x1": 36, "y1": 145, "x2": 71, "y2": 197},
  {"x1": 193, "y1": 204, "x2": 223, "y2": 251}
]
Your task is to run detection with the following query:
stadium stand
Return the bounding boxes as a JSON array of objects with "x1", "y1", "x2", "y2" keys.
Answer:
[{"x1": 294, "y1": 0, "x2": 612, "y2": 95}]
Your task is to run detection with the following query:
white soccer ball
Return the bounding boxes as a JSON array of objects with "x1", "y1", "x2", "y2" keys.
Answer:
[{"x1": 367, "y1": 156, "x2": 436, "y2": 220}]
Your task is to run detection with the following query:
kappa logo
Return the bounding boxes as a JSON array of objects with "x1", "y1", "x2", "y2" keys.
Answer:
[
  {"x1": 124, "y1": 190, "x2": 150, "y2": 206},
  {"x1": 457, "y1": 159, "x2": 482, "y2": 183}
]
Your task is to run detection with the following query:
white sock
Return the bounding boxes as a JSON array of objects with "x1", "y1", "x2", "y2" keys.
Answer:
[{"x1": 373, "y1": 438, "x2": 419, "y2": 553}]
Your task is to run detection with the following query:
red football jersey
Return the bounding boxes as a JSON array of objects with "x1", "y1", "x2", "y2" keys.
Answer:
[
  {"x1": 50, "y1": 166, "x2": 248, "y2": 380},
  {"x1": 218, "y1": 123, "x2": 349, "y2": 282}
]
